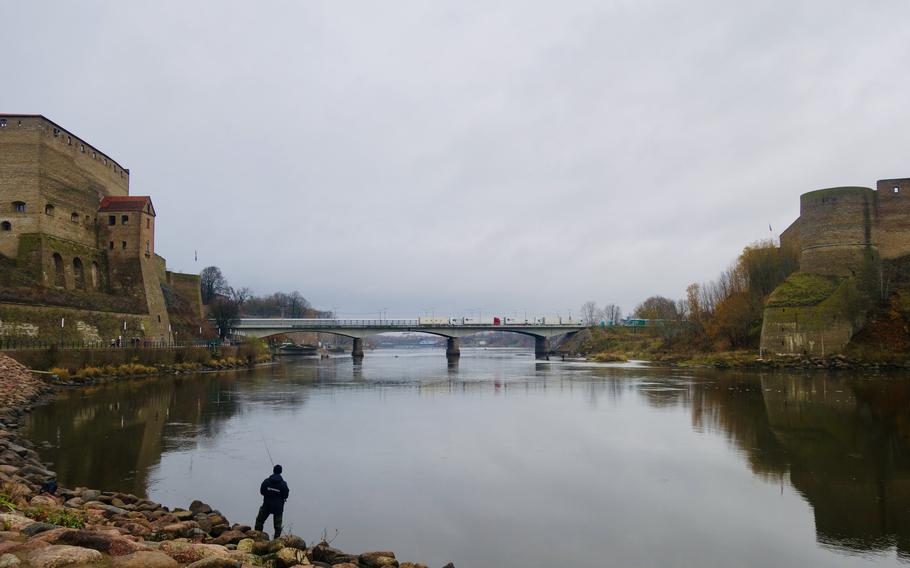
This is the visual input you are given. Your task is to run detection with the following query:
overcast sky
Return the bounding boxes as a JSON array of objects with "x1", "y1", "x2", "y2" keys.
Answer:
[{"x1": 3, "y1": 1, "x2": 910, "y2": 318}]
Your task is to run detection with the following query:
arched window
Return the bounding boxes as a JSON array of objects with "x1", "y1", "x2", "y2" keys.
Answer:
[
  {"x1": 73, "y1": 257, "x2": 85, "y2": 290},
  {"x1": 91, "y1": 262, "x2": 100, "y2": 290},
  {"x1": 0, "y1": 221, "x2": 10, "y2": 231},
  {"x1": 45, "y1": 204, "x2": 55, "y2": 216},
  {"x1": 12, "y1": 202, "x2": 25, "y2": 213},
  {"x1": 70, "y1": 212, "x2": 79, "y2": 223},
  {"x1": 52, "y1": 253, "x2": 65, "y2": 288}
]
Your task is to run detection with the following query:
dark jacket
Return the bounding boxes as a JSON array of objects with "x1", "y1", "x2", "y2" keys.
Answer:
[{"x1": 260, "y1": 473, "x2": 289, "y2": 513}]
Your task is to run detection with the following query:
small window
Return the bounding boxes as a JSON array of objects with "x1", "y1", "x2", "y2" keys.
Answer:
[
  {"x1": 121, "y1": 241, "x2": 127, "y2": 250},
  {"x1": 67, "y1": 136, "x2": 72, "y2": 145},
  {"x1": 893, "y1": 187, "x2": 900, "y2": 194},
  {"x1": 145, "y1": 240, "x2": 150, "y2": 256},
  {"x1": 0, "y1": 119, "x2": 6, "y2": 128},
  {"x1": 80, "y1": 144, "x2": 85, "y2": 153},
  {"x1": 53, "y1": 128, "x2": 60, "y2": 137},
  {"x1": 92, "y1": 151, "x2": 96, "y2": 159},
  {"x1": 84, "y1": 215, "x2": 90, "y2": 224},
  {"x1": 1, "y1": 221, "x2": 10, "y2": 231},
  {"x1": 12, "y1": 202, "x2": 25, "y2": 213},
  {"x1": 45, "y1": 204, "x2": 55, "y2": 216},
  {"x1": 108, "y1": 215, "x2": 116, "y2": 226},
  {"x1": 146, "y1": 219, "x2": 150, "y2": 229},
  {"x1": 70, "y1": 212, "x2": 79, "y2": 223},
  {"x1": 157, "y1": 315, "x2": 161, "y2": 323},
  {"x1": 121, "y1": 214, "x2": 129, "y2": 224},
  {"x1": 109, "y1": 241, "x2": 114, "y2": 250}
]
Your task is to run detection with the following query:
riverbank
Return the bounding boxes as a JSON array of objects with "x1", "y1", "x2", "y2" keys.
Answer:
[
  {"x1": 0, "y1": 354, "x2": 441, "y2": 568},
  {"x1": 563, "y1": 327, "x2": 910, "y2": 370}
]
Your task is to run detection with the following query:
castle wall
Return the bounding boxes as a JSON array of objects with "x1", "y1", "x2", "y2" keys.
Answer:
[
  {"x1": 779, "y1": 218, "x2": 802, "y2": 270},
  {"x1": 798, "y1": 187, "x2": 877, "y2": 277},
  {"x1": 0, "y1": 116, "x2": 129, "y2": 258},
  {"x1": 166, "y1": 271, "x2": 205, "y2": 322},
  {"x1": 875, "y1": 178, "x2": 910, "y2": 260},
  {"x1": 0, "y1": 123, "x2": 42, "y2": 258}
]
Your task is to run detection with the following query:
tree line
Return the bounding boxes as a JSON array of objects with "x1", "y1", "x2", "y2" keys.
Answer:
[
  {"x1": 580, "y1": 240, "x2": 798, "y2": 351},
  {"x1": 200, "y1": 266, "x2": 323, "y2": 338}
]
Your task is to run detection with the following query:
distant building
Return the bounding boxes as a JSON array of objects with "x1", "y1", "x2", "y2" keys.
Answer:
[{"x1": 0, "y1": 114, "x2": 203, "y2": 343}]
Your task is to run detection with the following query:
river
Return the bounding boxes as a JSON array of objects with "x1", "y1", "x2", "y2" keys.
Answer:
[{"x1": 21, "y1": 348, "x2": 910, "y2": 567}]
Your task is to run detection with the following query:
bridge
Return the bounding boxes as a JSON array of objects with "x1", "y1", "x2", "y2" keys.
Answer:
[{"x1": 231, "y1": 318, "x2": 584, "y2": 359}]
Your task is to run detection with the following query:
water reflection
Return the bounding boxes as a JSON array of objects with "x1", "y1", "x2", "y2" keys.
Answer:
[{"x1": 22, "y1": 351, "x2": 910, "y2": 566}]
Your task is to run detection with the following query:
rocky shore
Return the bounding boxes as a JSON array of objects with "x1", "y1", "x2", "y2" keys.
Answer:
[{"x1": 0, "y1": 354, "x2": 445, "y2": 568}]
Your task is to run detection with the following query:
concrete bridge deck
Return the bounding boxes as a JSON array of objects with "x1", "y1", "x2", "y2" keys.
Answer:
[{"x1": 232, "y1": 318, "x2": 583, "y2": 359}]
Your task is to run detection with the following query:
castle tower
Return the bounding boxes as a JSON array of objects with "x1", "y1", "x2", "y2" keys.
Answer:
[
  {"x1": 797, "y1": 187, "x2": 878, "y2": 277},
  {"x1": 874, "y1": 178, "x2": 910, "y2": 260}
]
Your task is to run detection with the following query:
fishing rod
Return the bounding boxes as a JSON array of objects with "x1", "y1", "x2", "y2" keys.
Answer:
[{"x1": 260, "y1": 432, "x2": 275, "y2": 467}]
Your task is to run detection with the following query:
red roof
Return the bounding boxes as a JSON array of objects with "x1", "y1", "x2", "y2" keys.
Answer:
[{"x1": 98, "y1": 196, "x2": 155, "y2": 216}]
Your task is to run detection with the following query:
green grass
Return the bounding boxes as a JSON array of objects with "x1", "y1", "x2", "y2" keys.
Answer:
[{"x1": 766, "y1": 273, "x2": 843, "y2": 308}]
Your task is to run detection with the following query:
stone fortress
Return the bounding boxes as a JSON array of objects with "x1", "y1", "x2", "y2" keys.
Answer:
[
  {"x1": 0, "y1": 114, "x2": 204, "y2": 344},
  {"x1": 761, "y1": 178, "x2": 910, "y2": 355}
]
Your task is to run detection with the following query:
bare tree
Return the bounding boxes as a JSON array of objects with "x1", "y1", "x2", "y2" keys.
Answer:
[
  {"x1": 200, "y1": 266, "x2": 228, "y2": 305},
  {"x1": 580, "y1": 301, "x2": 600, "y2": 326},
  {"x1": 208, "y1": 296, "x2": 240, "y2": 339},
  {"x1": 285, "y1": 291, "x2": 312, "y2": 318},
  {"x1": 229, "y1": 286, "x2": 253, "y2": 309},
  {"x1": 603, "y1": 303, "x2": 622, "y2": 325}
]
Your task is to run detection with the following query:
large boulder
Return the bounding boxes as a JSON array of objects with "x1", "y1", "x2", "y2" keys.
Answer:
[
  {"x1": 0, "y1": 552, "x2": 20, "y2": 567},
  {"x1": 161, "y1": 520, "x2": 200, "y2": 538},
  {"x1": 184, "y1": 558, "x2": 242, "y2": 568},
  {"x1": 276, "y1": 546, "x2": 310, "y2": 566},
  {"x1": 189, "y1": 500, "x2": 213, "y2": 515},
  {"x1": 159, "y1": 541, "x2": 231, "y2": 564},
  {"x1": 210, "y1": 529, "x2": 246, "y2": 545},
  {"x1": 27, "y1": 544, "x2": 103, "y2": 567},
  {"x1": 111, "y1": 551, "x2": 179, "y2": 568},
  {"x1": 235, "y1": 538, "x2": 254, "y2": 554},
  {"x1": 359, "y1": 551, "x2": 398, "y2": 567},
  {"x1": 0, "y1": 514, "x2": 33, "y2": 531}
]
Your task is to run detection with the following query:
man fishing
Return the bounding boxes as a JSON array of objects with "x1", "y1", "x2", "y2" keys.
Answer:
[{"x1": 255, "y1": 464, "x2": 290, "y2": 539}]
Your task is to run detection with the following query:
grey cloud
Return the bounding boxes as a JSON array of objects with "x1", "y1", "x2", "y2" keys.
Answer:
[{"x1": 3, "y1": 0, "x2": 909, "y2": 317}]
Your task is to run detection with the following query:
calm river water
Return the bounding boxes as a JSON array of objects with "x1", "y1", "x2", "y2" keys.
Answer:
[{"x1": 21, "y1": 349, "x2": 910, "y2": 567}]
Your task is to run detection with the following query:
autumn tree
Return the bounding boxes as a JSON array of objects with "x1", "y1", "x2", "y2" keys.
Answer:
[{"x1": 633, "y1": 296, "x2": 679, "y2": 320}]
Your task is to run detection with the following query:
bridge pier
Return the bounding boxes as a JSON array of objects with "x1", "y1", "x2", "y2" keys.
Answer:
[
  {"x1": 446, "y1": 337, "x2": 460, "y2": 358},
  {"x1": 352, "y1": 337, "x2": 364, "y2": 359},
  {"x1": 534, "y1": 336, "x2": 550, "y2": 360}
]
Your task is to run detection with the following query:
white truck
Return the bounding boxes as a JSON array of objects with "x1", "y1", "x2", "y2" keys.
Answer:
[{"x1": 417, "y1": 317, "x2": 449, "y2": 325}]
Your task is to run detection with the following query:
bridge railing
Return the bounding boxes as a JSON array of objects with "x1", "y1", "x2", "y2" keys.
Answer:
[{"x1": 233, "y1": 318, "x2": 585, "y2": 328}]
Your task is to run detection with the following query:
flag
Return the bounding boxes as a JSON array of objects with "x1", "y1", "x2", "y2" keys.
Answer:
[
  {"x1": 194, "y1": 250, "x2": 198, "y2": 262},
  {"x1": 769, "y1": 224, "x2": 772, "y2": 232}
]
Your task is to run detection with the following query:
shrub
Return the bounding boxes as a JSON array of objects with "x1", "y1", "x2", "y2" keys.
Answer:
[
  {"x1": 76, "y1": 366, "x2": 103, "y2": 379},
  {"x1": 26, "y1": 507, "x2": 85, "y2": 529},
  {"x1": 49, "y1": 367, "x2": 70, "y2": 380}
]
